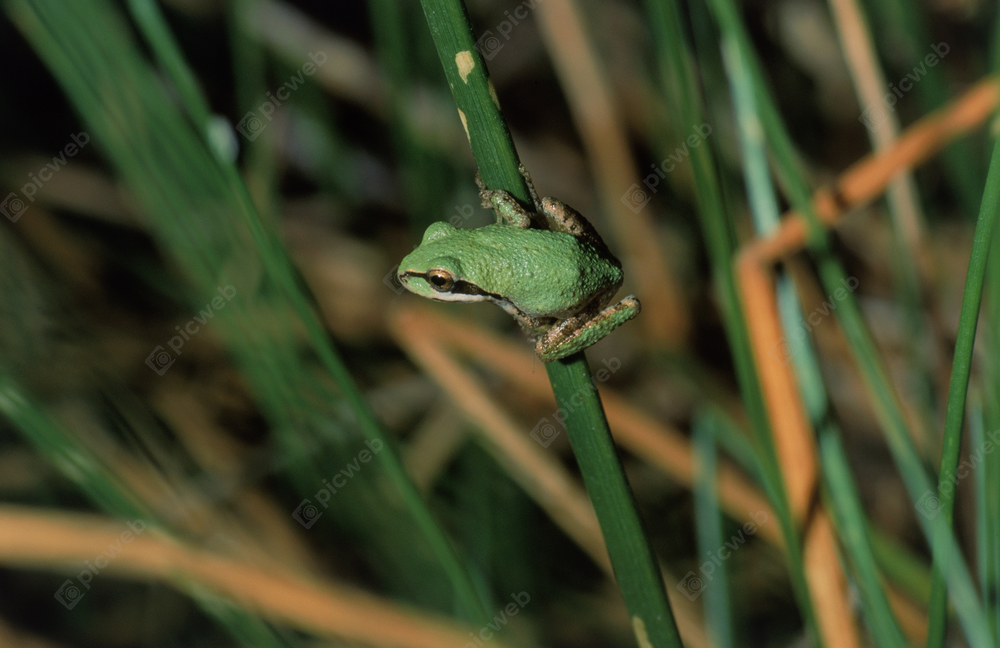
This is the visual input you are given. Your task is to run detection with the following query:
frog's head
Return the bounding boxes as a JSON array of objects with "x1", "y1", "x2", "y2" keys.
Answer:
[{"x1": 397, "y1": 222, "x2": 495, "y2": 303}]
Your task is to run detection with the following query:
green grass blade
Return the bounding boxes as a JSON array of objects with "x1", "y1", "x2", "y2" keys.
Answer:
[
  {"x1": 544, "y1": 359, "x2": 683, "y2": 647},
  {"x1": 722, "y1": 34, "x2": 779, "y2": 237},
  {"x1": 643, "y1": 0, "x2": 821, "y2": 640},
  {"x1": 693, "y1": 411, "x2": 734, "y2": 648},
  {"x1": 717, "y1": 22, "x2": 828, "y2": 642},
  {"x1": 969, "y1": 403, "x2": 995, "y2": 640},
  {"x1": 643, "y1": 0, "x2": 786, "y2": 504},
  {"x1": 0, "y1": 372, "x2": 148, "y2": 522},
  {"x1": 417, "y1": 0, "x2": 529, "y2": 205},
  {"x1": 703, "y1": 0, "x2": 826, "y2": 248},
  {"x1": 125, "y1": 0, "x2": 213, "y2": 130},
  {"x1": 869, "y1": 525, "x2": 932, "y2": 606},
  {"x1": 925, "y1": 121, "x2": 1000, "y2": 648},
  {"x1": 819, "y1": 426, "x2": 908, "y2": 648},
  {"x1": 702, "y1": 0, "x2": 993, "y2": 642},
  {"x1": 7, "y1": 0, "x2": 489, "y2": 624},
  {"x1": 863, "y1": 0, "x2": 984, "y2": 215},
  {"x1": 814, "y1": 251, "x2": 993, "y2": 647}
]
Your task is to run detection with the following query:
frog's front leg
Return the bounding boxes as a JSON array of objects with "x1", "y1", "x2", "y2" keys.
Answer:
[
  {"x1": 536, "y1": 295, "x2": 641, "y2": 362},
  {"x1": 475, "y1": 173, "x2": 532, "y2": 229}
]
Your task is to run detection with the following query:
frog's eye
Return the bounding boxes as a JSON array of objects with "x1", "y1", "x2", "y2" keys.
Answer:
[{"x1": 427, "y1": 269, "x2": 455, "y2": 292}]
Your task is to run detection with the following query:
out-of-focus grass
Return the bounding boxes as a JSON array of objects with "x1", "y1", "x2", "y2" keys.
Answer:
[
  {"x1": 692, "y1": 411, "x2": 733, "y2": 648},
  {"x1": 925, "y1": 126, "x2": 1000, "y2": 648},
  {"x1": 6, "y1": 0, "x2": 488, "y2": 631},
  {"x1": 0, "y1": 0, "x2": 999, "y2": 646}
]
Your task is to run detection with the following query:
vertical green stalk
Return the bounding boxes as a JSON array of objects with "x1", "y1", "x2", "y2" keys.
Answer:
[
  {"x1": 969, "y1": 404, "x2": 998, "y2": 642},
  {"x1": 813, "y1": 252, "x2": 993, "y2": 647},
  {"x1": 720, "y1": 28, "x2": 835, "y2": 642},
  {"x1": 418, "y1": 0, "x2": 529, "y2": 204},
  {"x1": 418, "y1": 0, "x2": 682, "y2": 644},
  {"x1": 643, "y1": 0, "x2": 820, "y2": 641},
  {"x1": 819, "y1": 426, "x2": 908, "y2": 648},
  {"x1": 700, "y1": 0, "x2": 991, "y2": 642},
  {"x1": 925, "y1": 131, "x2": 1000, "y2": 648},
  {"x1": 126, "y1": 0, "x2": 212, "y2": 129},
  {"x1": 544, "y1": 360, "x2": 683, "y2": 647},
  {"x1": 983, "y1": 14, "x2": 1000, "y2": 639},
  {"x1": 693, "y1": 412, "x2": 733, "y2": 648}
]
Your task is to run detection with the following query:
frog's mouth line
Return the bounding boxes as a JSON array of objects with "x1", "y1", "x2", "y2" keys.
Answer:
[{"x1": 399, "y1": 272, "x2": 501, "y2": 303}]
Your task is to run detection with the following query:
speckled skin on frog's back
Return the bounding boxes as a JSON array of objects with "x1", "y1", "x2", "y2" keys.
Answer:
[{"x1": 399, "y1": 222, "x2": 623, "y2": 318}]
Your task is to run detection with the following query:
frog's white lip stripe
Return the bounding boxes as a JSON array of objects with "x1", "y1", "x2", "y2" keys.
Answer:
[
  {"x1": 423, "y1": 291, "x2": 488, "y2": 303},
  {"x1": 399, "y1": 272, "x2": 496, "y2": 303}
]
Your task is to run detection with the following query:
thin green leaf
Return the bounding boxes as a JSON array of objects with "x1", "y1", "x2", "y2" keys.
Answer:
[
  {"x1": 820, "y1": 426, "x2": 908, "y2": 648},
  {"x1": 926, "y1": 118, "x2": 1000, "y2": 648}
]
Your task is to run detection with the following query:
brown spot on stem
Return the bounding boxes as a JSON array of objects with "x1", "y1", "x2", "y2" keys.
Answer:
[
  {"x1": 632, "y1": 616, "x2": 653, "y2": 648},
  {"x1": 455, "y1": 51, "x2": 475, "y2": 83}
]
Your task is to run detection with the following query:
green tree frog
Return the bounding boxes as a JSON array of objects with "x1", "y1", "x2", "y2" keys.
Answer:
[{"x1": 397, "y1": 167, "x2": 640, "y2": 362}]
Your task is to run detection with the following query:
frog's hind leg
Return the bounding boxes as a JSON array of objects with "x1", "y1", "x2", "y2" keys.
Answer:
[
  {"x1": 521, "y1": 170, "x2": 614, "y2": 258},
  {"x1": 536, "y1": 197, "x2": 618, "y2": 263},
  {"x1": 536, "y1": 295, "x2": 641, "y2": 362}
]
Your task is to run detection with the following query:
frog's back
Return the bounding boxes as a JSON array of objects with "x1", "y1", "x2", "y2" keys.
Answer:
[{"x1": 469, "y1": 224, "x2": 622, "y2": 317}]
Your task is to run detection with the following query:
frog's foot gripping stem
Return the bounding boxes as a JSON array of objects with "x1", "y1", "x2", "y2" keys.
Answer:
[
  {"x1": 475, "y1": 172, "x2": 491, "y2": 209},
  {"x1": 475, "y1": 165, "x2": 546, "y2": 221},
  {"x1": 536, "y1": 295, "x2": 641, "y2": 362},
  {"x1": 476, "y1": 172, "x2": 533, "y2": 229}
]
